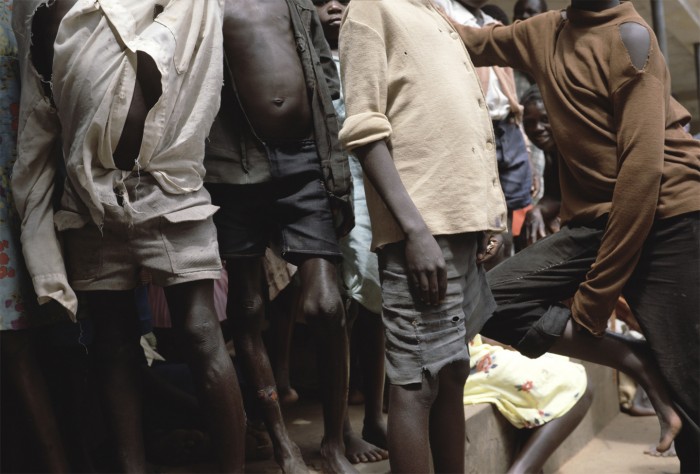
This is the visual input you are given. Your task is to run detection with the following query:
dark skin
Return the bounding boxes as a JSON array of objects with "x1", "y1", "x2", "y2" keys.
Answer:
[
  {"x1": 353, "y1": 138, "x2": 500, "y2": 473},
  {"x1": 522, "y1": 99, "x2": 561, "y2": 246},
  {"x1": 513, "y1": 0, "x2": 547, "y2": 22},
  {"x1": 1, "y1": 331, "x2": 70, "y2": 473},
  {"x1": 449, "y1": 0, "x2": 682, "y2": 452},
  {"x1": 314, "y1": 0, "x2": 389, "y2": 464},
  {"x1": 31, "y1": 2, "x2": 246, "y2": 472},
  {"x1": 222, "y1": 1, "x2": 352, "y2": 472}
]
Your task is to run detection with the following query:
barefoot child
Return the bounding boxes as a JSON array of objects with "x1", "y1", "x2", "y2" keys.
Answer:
[
  {"x1": 12, "y1": 0, "x2": 246, "y2": 471},
  {"x1": 314, "y1": 0, "x2": 389, "y2": 465},
  {"x1": 204, "y1": 0, "x2": 353, "y2": 471},
  {"x1": 450, "y1": 0, "x2": 698, "y2": 469},
  {"x1": 339, "y1": 1, "x2": 507, "y2": 472}
]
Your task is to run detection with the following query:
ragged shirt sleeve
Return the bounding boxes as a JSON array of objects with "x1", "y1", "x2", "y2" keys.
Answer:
[
  {"x1": 570, "y1": 71, "x2": 666, "y2": 336},
  {"x1": 338, "y1": 12, "x2": 391, "y2": 151},
  {"x1": 11, "y1": 20, "x2": 78, "y2": 319}
]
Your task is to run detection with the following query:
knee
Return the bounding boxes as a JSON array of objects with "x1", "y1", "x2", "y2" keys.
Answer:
[
  {"x1": 303, "y1": 294, "x2": 344, "y2": 329},
  {"x1": 179, "y1": 316, "x2": 221, "y2": 357}
]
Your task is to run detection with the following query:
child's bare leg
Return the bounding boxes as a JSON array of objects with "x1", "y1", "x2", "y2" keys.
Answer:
[
  {"x1": 225, "y1": 259, "x2": 307, "y2": 474},
  {"x1": 165, "y1": 279, "x2": 247, "y2": 473},
  {"x1": 428, "y1": 360, "x2": 469, "y2": 474},
  {"x1": 387, "y1": 376, "x2": 438, "y2": 473},
  {"x1": 269, "y1": 283, "x2": 300, "y2": 405},
  {"x1": 342, "y1": 302, "x2": 388, "y2": 463},
  {"x1": 356, "y1": 304, "x2": 388, "y2": 449},
  {"x1": 298, "y1": 258, "x2": 356, "y2": 474},
  {"x1": 551, "y1": 320, "x2": 682, "y2": 452},
  {"x1": 508, "y1": 378, "x2": 593, "y2": 474},
  {"x1": 1, "y1": 330, "x2": 70, "y2": 473},
  {"x1": 87, "y1": 291, "x2": 147, "y2": 473}
]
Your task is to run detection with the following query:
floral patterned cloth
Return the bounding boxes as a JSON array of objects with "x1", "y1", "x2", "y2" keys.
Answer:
[
  {"x1": 463, "y1": 335, "x2": 588, "y2": 429},
  {"x1": 1, "y1": 0, "x2": 33, "y2": 329}
]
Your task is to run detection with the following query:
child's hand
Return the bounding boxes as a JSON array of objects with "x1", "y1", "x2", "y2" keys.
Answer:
[
  {"x1": 404, "y1": 227, "x2": 447, "y2": 306},
  {"x1": 476, "y1": 232, "x2": 503, "y2": 264}
]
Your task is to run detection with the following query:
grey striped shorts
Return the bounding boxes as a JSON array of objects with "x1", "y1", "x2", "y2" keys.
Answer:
[{"x1": 378, "y1": 233, "x2": 495, "y2": 385}]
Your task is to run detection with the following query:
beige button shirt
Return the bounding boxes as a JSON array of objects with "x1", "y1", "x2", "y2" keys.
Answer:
[
  {"x1": 12, "y1": 0, "x2": 224, "y2": 317},
  {"x1": 339, "y1": 0, "x2": 507, "y2": 250}
]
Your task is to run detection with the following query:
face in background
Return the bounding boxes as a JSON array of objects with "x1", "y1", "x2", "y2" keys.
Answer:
[
  {"x1": 454, "y1": 0, "x2": 490, "y2": 11},
  {"x1": 513, "y1": 0, "x2": 547, "y2": 21},
  {"x1": 313, "y1": 0, "x2": 348, "y2": 46},
  {"x1": 523, "y1": 99, "x2": 556, "y2": 153}
]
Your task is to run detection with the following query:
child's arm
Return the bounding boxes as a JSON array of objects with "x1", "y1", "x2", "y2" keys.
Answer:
[
  {"x1": 353, "y1": 140, "x2": 447, "y2": 306},
  {"x1": 570, "y1": 23, "x2": 665, "y2": 336},
  {"x1": 449, "y1": 11, "x2": 560, "y2": 76}
]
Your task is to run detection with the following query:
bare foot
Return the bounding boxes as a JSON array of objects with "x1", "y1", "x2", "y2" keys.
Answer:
[
  {"x1": 278, "y1": 386, "x2": 299, "y2": 406},
  {"x1": 654, "y1": 408, "x2": 682, "y2": 453},
  {"x1": 627, "y1": 341, "x2": 683, "y2": 452},
  {"x1": 273, "y1": 439, "x2": 308, "y2": 474},
  {"x1": 321, "y1": 440, "x2": 359, "y2": 473},
  {"x1": 644, "y1": 442, "x2": 676, "y2": 457},
  {"x1": 362, "y1": 421, "x2": 388, "y2": 451},
  {"x1": 344, "y1": 430, "x2": 388, "y2": 464}
]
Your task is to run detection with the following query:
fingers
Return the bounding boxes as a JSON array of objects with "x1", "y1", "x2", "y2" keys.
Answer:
[
  {"x1": 437, "y1": 265, "x2": 447, "y2": 302},
  {"x1": 477, "y1": 235, "x2": 501, "y2": 264},
  {"x1": 417, "y1": 271, "x2": 430, "y2": 305},
  {"x1": 411, "y1": 267, "x2": 445, "y2": 306}
]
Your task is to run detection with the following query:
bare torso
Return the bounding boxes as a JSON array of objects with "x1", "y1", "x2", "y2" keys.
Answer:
[
  {"x1": 31, "y1": 0, "x2": 160, "y2": 171},
  {"x1": 223, "y1": 0, "x2": 312, "y2": 141}
]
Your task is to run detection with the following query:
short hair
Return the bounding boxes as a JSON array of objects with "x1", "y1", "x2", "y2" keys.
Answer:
[{"x1": 520, "y1": 84, "x2": 543, "y2": 107}]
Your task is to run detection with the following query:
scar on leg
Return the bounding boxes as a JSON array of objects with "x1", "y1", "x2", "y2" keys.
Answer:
[{"x1": 257, "y1": 386, "x2": 280, "y2": 403}]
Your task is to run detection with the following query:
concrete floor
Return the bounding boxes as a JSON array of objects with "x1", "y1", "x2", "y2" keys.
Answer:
[{"x1": 162, "y1": 401, "x2": 679, "y2": 474}]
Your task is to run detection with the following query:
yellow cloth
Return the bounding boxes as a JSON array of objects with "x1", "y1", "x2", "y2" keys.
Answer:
[{"x1": 464, "y1": 335, "x2": 587, "y2": 429}]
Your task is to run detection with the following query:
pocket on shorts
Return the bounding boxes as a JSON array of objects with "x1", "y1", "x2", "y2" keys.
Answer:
[
  {"x1": 160, "y1": 204, "x2": 221, "y2": 274},
  {"x1": 57, "y1": 211, "x2": 103, "y2": 281}
]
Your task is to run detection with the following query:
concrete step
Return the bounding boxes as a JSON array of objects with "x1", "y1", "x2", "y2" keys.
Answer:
[{"x1": 464, "y1": 361, "x2": 620, "y2": 473}]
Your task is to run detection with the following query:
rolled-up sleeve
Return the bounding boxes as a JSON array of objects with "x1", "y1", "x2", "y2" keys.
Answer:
[{"x1": 338, "y1": 16, "x2": 392, "y2": 151}]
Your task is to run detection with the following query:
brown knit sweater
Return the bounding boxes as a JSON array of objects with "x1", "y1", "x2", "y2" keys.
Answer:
[{"x1": 453, "y1": 1, "x2": 700, "y2": 334}]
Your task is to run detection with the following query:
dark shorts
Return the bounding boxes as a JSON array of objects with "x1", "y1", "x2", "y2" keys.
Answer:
[
  {"x1": 482, "y1": 212, "x2": 700, "y2": 471},
  {"x1": 206, "y1": 139, "x2": 341, "y2": 266}
]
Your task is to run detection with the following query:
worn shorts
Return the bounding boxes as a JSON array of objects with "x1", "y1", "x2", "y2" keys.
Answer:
[
  {"x1": 378, "y1": 233, "x2": 496, "y2": 385},
  {"x1": 206, "y1": 139, "x2": 341, "y2": 266},
  {"x1": 59, "y1": 174, "x2": 222, "y2": 291}
]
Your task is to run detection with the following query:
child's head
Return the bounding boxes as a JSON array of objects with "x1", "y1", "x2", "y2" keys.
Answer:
[
  {"x1": 521, "y1": 86, "x2": 556, "y2": 153},
  {"x1": 513, "y1": 0, "x2": 548, "y2": 22},
  {"x1": 313, "y1": 0, "x2": 349, "y2": 47}
]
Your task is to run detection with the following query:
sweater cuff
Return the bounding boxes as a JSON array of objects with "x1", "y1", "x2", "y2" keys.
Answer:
[
  {"x1": 570, "y1": 292, "x2": 609, "y2": 337},
  {"x1": 33, "y1": 274, "x2": 79, "y2": 322},
  {"x1": 339, "y1": 112, "x2": 392, "y2": 151}
]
